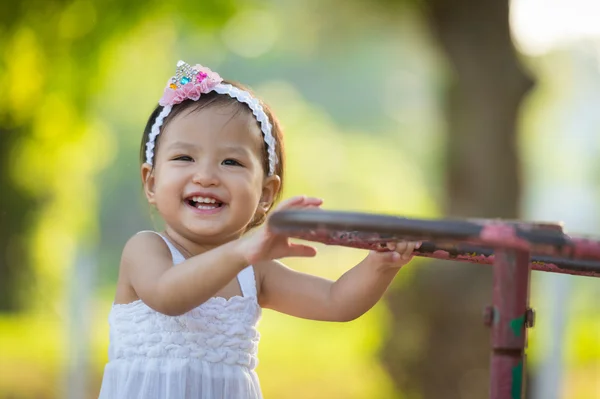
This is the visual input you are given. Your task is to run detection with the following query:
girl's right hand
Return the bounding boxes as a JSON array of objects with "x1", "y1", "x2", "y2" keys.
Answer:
[{"x1": 237, "y1": 196, "x2": 322, "y2": 265}]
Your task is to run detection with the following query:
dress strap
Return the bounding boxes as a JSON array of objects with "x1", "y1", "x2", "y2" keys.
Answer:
[
  {"x1": 136, "y1": 231, "x2": 185, "y2": 265},
  {"x1": 237, "y1": 266, "x2": 257, "y2": 297}
]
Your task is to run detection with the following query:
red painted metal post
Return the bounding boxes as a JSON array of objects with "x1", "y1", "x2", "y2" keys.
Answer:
[{"x1": 488, "y1": 249, "x2": 532, "y2": 399}]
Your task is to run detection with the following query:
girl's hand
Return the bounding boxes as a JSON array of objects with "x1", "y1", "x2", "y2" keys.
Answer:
[
  {"x1": 237, "y1": 196, "x2": 323, "y2": 264},
  {"x1": 367, "y1": 241, "x2": 421, "y2": 269}
]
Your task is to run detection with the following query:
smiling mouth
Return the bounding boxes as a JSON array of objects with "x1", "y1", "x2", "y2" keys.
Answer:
[{"x1": 185, "y1": 196, "x2": 224, "y2": 210}]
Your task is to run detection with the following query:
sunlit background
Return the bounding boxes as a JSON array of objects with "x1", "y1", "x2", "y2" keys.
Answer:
[{"x1": 0, "y1": 0, "x2": 599, "y2": 398}]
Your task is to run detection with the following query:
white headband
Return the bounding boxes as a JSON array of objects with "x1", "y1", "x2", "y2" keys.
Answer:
[{"x1": 145, "y1": 60, "x2": 278, "y2": 176}]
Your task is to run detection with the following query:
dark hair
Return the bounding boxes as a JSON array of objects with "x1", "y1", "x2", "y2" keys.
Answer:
[{"x1": 139, "y1": 80, "x2": 285, "y2": 228}]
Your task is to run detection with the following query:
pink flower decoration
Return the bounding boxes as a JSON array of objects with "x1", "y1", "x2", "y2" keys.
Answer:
[
  {"x1": 173, "y1": 89, "x2": 188, "y2": 104},
  {"x1": 198, "y1": 79, "x2": 214, "y2": 92},
  {"x1": 158, "y1": 64, "x2": 224, "y2": 106},
  {"x1": 180, "y1": 83, "x2": 203, "y2": 101},
  {"x1": 159, "y1": 88, "x2": 178, "y2": 106}
]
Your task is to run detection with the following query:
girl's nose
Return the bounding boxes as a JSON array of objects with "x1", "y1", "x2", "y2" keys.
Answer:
[{"x1": 192, "y1": 163, "x2": 220, "y2": 187}]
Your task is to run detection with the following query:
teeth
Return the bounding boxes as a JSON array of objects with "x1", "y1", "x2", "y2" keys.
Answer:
[{"x1": 191, "y1": 196, "x2": 217, "y2": 204}]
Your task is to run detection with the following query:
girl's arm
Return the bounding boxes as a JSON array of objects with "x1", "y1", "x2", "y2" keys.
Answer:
[
  {"x1": 120, "y1": 196, "x2": 322, "y2": 316},
  {"x1": 258, "y1": 243, "x2": 418, "y2": 322},
  {"x1": 120, "y1": 232, "x2": 250, "y2": 316}
]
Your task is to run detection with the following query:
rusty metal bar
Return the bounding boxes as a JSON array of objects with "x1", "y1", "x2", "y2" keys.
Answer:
[
  {"x1": 414, "y1": 242, "x2": 600, "y2": 278},
  {"x1": 268, "y1": 210, "x2": 600, "y2": 277},
  {"x1": 488, "y1": 249, "x2": 532, "y2": 399}
]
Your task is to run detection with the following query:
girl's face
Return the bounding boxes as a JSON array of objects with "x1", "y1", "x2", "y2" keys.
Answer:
[{"x1": 142, "y1": 104, "x2": 280, "y2": 245}]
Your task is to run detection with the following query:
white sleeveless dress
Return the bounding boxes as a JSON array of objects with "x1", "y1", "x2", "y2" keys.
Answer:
[{"x1": 99, "y1": 232, "x2": 263, "y2": 399}]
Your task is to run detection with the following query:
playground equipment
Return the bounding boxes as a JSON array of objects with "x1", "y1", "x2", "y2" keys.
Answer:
[{"x1": 268, "y1": 210, "x2": 600, "y2": 399}]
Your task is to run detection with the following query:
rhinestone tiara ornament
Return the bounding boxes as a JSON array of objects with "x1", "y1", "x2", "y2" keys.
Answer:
[{"x1": 168, "y1": 60, "x2": 218, "y2": 90}]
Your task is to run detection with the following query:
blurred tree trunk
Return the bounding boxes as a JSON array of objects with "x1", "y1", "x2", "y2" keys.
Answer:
[
  {"x1": 381, "y1": 1, "x2": 534, "y2": 398},
  {"x1": 0, "y1": 127, "x2": 31, "y2": 312}
]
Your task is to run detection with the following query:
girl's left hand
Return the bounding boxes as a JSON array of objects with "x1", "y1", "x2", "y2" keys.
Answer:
[{"x1": 367, "y1": 241, "x2": 421, "y2": 269}]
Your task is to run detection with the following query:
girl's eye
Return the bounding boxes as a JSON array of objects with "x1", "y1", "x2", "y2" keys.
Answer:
[
  {"x1": 222, "y1": 159, "x2": 242, "y2": 167},
  {"x1": 173, "y1": 155, "x2": 193, "y2": 162}
]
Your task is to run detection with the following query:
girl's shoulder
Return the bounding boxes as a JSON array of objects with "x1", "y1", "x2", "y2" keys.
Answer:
[
  {"x1": 124, "y1": 230, "x2": 167, "y2": 247},
  {"x1": 120, "y1": 231, "x2": 171, "y2": 266},
  {"x1": 113, "y1": 231, "x2": 173, "y2": 305}
]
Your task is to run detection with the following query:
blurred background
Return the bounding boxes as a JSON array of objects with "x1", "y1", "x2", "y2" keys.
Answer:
[{"x1": 1, "y1": 0, "x2": 599, "y2": 398}]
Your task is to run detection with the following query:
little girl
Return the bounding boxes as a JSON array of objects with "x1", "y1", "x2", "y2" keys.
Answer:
[{"x1": 98, "y1": 60, "x2": 420, "y2": 399}]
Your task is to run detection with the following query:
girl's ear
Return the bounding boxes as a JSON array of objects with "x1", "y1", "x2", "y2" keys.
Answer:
[
  {"x1": 259, "y1": 174, "x2": 281, "y2": 213},
  {"x1": 141, "y1": 163, "x2": 157, "y2": 205}
]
